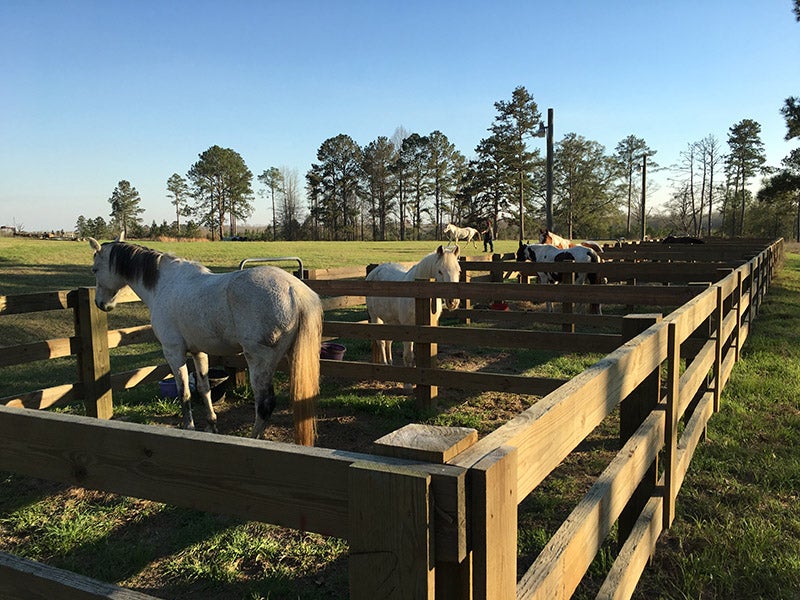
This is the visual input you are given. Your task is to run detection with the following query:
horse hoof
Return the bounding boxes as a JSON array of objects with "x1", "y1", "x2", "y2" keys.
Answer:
[{"x1": 206, "y1": 423, "x2": 219, "y2": 434}]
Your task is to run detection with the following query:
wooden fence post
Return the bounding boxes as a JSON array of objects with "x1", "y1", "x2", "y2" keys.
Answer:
[
  {"x1": 663, "y1": 321, "x2": 679, "y2": 529},
  {"x1": 348, "y1": 461, "x2": 434, "y2": 599},
  {"x1": 618, "y1": 314, "x2": 662, "y2": 545},
  {"x1": 415, "y1": 280, "x2": 437, "y2": 411},
  {"x1": 562, "y1": 272, "x2": 575, "y2": 333},
  {"x1": 713, "y1": 284, "x2": 724, "y2": 412},
  {"x1": 470, "y1": 446, "x2": 518, "y2": 600},
  {"x1": 373, "y1": 423, "x2": 477, "y2": 600},
  {"x1": 459, "y1": 257, "x2": 472, "y2": 325},
  {"x1": 74, "y1": 287, "x2": 113, "y2": 419},
  {"x1": 734, "y1": 270, "x2": 743, "y2": 361}
]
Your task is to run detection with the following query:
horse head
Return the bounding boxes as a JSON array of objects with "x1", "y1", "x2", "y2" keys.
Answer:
[
  {"x1": 89, "y1": 235, "x2": 160, "y2": 311},
  {"x1": 538, "y1": 228, "x2": 550, "y2": 244},
  {"x1": 434, "y1": 245, "x2": 461, "y2": 310},
  {"x1": 516, "y1": 242, "x2": 532, "y2": 262},
  {"x1": 89, "y1": 237, "x2": 127, "y2": 311}
]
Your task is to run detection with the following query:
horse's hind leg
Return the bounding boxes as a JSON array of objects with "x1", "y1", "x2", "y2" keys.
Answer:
[
  {"x1": 191, "y1": 352, "x2": 218, "y2": 433},
  {"x1": 244, "y1": 348, "x2": 280, "y2": 439},
  {"x1": 252, "y1": 381, "x2": 277, "y2": 440}
]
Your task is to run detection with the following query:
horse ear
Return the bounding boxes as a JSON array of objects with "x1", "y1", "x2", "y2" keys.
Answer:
[
  {"x1": 115, "y1": 231, "x2": 125, "y2": 242},
  {"x1": 436, "y1": 245, "x2": 444, "y2": 255},
  {"x1": 518, "y1": 241, "x2": 525, "y2": 248},
  {"x1": 452, "y1": 245, "x2": 460, "y2": 257},
  {"x1": 88, "y1": 237, "x2": 101, "y2": 252}
]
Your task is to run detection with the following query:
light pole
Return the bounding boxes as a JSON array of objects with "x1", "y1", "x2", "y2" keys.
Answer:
[
  {"x1": 640, "y1": 153, "x2": 647, "y2": 241},
  {"x1": 535, "y1": 108, "x2": 555, "y2": 232}
]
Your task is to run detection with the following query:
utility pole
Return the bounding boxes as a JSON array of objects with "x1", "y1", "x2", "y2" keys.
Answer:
[
  {"x1": 640, "y1": 154, "x2": 647, "y2": 241},
  {"x1": 545, "y1": 108, "x2": 554, "y2": 231}
]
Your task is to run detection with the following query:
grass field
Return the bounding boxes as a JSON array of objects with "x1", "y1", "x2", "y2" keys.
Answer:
[{"x1": 0, "y1": 237, "x2": 798, "y2": 598}]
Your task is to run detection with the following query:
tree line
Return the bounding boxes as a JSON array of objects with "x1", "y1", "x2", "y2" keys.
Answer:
[{"x1": 76, "y1": 68, "x2": 800, "y2": 243}]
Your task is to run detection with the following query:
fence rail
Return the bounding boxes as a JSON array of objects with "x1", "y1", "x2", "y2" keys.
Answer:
[{"x1": 0, "y1": 239, "x2": 783, "y2": 599}]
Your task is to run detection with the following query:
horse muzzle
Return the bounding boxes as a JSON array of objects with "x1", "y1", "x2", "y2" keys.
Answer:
[
  {"x1": 94, "y1": 297, "x2": 117, "y2": 312},
  {"x1": 444, "y1": 298, "x2": 461, "y2": 311}
]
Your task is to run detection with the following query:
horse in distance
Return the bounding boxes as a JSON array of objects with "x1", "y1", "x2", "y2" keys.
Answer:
[
  {"x1": 88, "y1": 235, "x2": 323, "y2": 446},
  {"x1": 444, "y1": 223, "x2": 480, "y2": 248},
  {"x1": 539, "y1": 228, "x2": 604, "y2": 255}
]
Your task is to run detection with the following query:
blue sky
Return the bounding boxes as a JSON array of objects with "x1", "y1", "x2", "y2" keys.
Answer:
[{"x1": 1, "y1": 1, "x2": 798, "y2": 232}]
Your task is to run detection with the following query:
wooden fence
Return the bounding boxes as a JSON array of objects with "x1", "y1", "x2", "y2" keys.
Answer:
[{"x1": 0, "y1": 238, "x2": 782, "y2": 599}]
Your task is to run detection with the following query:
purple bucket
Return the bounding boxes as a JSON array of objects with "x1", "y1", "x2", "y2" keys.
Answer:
[{"x1": 320, "y1": 342, "x2": 346, "y2": 360}]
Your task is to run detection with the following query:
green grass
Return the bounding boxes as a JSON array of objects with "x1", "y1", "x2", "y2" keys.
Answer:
[{"x1": 0, "y1": 236, "x2": 523, "y2": 295}]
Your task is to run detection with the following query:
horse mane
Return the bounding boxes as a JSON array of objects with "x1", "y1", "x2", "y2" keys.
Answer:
[{"x1": 107, "y1": 242, "x2": 164, "y2": 291}]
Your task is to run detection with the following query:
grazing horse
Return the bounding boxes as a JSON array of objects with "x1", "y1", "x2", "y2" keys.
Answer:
[
  {"x1": 366, "y1": 246, "x2": 461, "y2": 387},
  {"x1": 444, "y1": 223, "x2": 480, "y2": 248},
  {"x1": 88, "y1": 236, "x2": 322, "y2": 446},
  {"x1": 539, "y1": 228, "x2": 603, "y2": 254},
  {"x1": 516, "y1": 242, "x2": 603, "y2": 313}
]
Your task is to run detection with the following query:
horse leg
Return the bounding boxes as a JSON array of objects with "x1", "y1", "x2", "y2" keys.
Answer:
[
  {"x1": 385, "y1": 340, "x2": 393, "y2": 365},
  {"x1": 163, "y1": 351, "x2": 194, "y2": 430},
  {"x1": 244, "y1": 348, "x2": 280, "y2": 439},
  {"x1": 191, "y1": 352, "x2": 218, "y2": 433},
  {"x1": 369, "y1": 315, "x2": 391, "y2": 364},
  {"x1": 402, "y1": 341, "x2": 414, "y2": 392}
]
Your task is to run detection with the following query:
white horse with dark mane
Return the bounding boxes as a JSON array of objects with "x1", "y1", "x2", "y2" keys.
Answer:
[
  {"x1": 366, "y1": 246, "x2": 461, "y2": 387},
  {"x1": 89, "y1": 235, "x2": 322, "y2": 446},
  {"x1": 444, "y1": 223, "x2": 480, "y2": 248}
]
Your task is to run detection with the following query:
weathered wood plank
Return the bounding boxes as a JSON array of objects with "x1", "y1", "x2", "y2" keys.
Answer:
[
  {"x1": 0, "y1": 336, "x2": 75, "y2": 366},
  {"x1": 0, "y1": 290, "x2": 72, "y2": 315},
  {"x1": 450, "y1": 320, "x2": 669, "y2": 499},
  {"x1": 0, "y1": 406, "x2": 465, "y2": 546},
  {"x1": 596, "y1": 494, "x2": 664, "y2": 600},
  {"x1": 1, "y1": 383, "x2": 78, "y2": 410},
  {"x1": 320, "y1": 360, "x2": 567, "y2": 395},
  {"x1": 324, "y1": 321, "x2": 623, "y2": 354},
  {"x1": 307, "y1": 279, "x2": 702, "y2": 306},
  {"x1": 517, "y1": 409, "x2": 665, "y2": 599},
  {"x1": 0, "y1": 552, "x2": 159, "y2": 600},
  {"x1": 107, "y1": 324, "x2": 156, "y2": 348}
]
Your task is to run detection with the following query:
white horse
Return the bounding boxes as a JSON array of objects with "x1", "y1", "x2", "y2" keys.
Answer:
[
  {"x1": 366, "y1": 246, "x2": 461, "y2": 386},
  {"x1": 444, "y1": 223, "x2": 479, "y2": 248},
  {"x1": 516, "y1": 242, "x2": 603, "y2": 313},
  {"x1": 88, "y1": 236, "x2": 322, "y2": 446}
]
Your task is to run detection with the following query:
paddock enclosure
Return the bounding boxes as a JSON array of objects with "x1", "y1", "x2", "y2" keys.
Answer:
[{"x1": 0, "y1": 238, "x2": 783, "y2": 599}]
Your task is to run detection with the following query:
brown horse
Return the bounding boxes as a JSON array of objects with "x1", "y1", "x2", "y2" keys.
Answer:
[{"x1": 539, "y1": 228, "x2": 603, "y2": 254}]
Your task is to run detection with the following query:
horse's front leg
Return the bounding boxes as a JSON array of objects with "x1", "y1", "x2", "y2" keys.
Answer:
[
  {"x1": 191, "y1": 352, "x2": 218, "y2": 433},
  {"x1": 164, "y1": 354, "x2": 194, "y2": 430}
]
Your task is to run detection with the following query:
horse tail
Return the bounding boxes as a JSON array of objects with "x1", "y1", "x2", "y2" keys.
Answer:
[{"x1": 288, "y1": 282, "x2": 323, "y2": 446}]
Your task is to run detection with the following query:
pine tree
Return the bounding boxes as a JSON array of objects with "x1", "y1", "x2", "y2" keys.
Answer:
[{"x1": 108, "y1": 180, "x2": 144, "y2": 238}]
